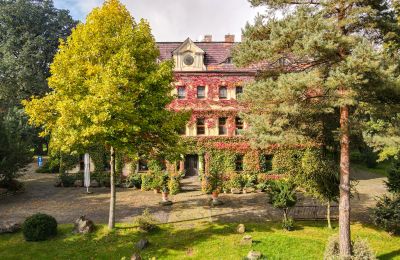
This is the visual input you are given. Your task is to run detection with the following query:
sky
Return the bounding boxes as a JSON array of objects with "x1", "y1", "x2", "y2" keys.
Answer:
[{"x1": 53, "y1": 0, "x2": 265, "y2": 42}]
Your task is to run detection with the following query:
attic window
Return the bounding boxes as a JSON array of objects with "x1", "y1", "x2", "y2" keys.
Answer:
[{"x1": 184, "y1": 54, "x2": 194, "y2": 66}]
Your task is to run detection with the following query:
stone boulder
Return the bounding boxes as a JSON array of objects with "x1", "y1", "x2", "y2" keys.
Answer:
[
  {"x1": 0, "y1": 222, "x2": 21, "y2": 234},
  {"x1": 240, "y1": 235, "x2": 253, "y2": 246},
  {"x1": 131, "y1": 253, "x2": 142, "y2": 260},
  {"x1": 73, "y1": 216, "x2": 95, "y2": 234},
  {"x1": 247, "y1": 250, "x2": 262, "y2": 260},
  {"x1": 237, "y1": 224, "x2": 246, "y2": 234},
  {"x1": 231, "y1": 188, "x2": 242, "y2": 194},
  {"x1": 245, "y1": 187, "x2": 255, "y2": 193},
  {"x1": 136, "y1": 238, "x2": 149, "y2": 250},
  {"x1": 54, "y1": 180, "x2": 62, "y2": 187},
  {"x1": 90, "y1": 180, "x2": 99, "y2": 188},
  {"x1": 74, "y1": 180, "x2": 83, "y2": 187}
]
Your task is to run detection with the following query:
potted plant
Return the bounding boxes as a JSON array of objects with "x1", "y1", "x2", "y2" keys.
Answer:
[
  {"x1": 209, "y1": 173, "x2": 223, "y2": 206},
  {"x1": 159, "y1": 172, "x2": 172, "y2": 206}
]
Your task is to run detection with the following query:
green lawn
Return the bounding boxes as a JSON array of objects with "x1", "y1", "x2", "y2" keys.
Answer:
[
  {"x1": 1, "y1": 221, "x2": 399, "y2": 259},
  {"x1": 353, "y1": 161, "x2": 391, "y2": 176}
]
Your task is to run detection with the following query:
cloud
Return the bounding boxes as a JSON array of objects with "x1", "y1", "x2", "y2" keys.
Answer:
[{"x1": 53, "y1": 0, "x2": 264, "y2": 41}]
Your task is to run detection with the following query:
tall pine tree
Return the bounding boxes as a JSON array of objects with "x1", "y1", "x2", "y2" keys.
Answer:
[{"x1": 234, "y1": 0, "x2": 400, "y2": 257}]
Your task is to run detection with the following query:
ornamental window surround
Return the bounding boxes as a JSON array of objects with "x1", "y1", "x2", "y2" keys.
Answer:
[
  {"x1": 219, "y1": 86, "x2": 227, "y2": 99},
  {"x1": 178, "y1": 86, "x2": 186, "y2": 99},
  {"x1": 197, "y1": 86, "x2": 205, "y2": 99},
  {"x1": 218, "y1": 117, "x2": 228, "y2": 135},
  {"x1": 197, "y1": 118, "x2": 205, "y2": 135}
]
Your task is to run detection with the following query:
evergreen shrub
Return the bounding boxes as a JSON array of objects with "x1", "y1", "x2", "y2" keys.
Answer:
[{"x1": 22, "y1": 213, "x2": 58, "y2": 241}]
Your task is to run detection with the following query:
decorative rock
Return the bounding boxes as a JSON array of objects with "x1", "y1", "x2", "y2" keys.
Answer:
[
  {"x1": 73, "y1": 216, "x2": 95, "y2": 234},
  {"x1": 54, "y1": 179, "x2": 62, "y2": 187},
  {"x1": 231, "y1": 188, "x2": 241, "y2": 194},
  {"x1": 136, "y1": 238, "x2": 149, "y2": 250},
  {"x1": 237, "y1": 224, "x2": 246, "y2": 234},
  {"x1": 159, "y1": 200, "x2": 173, "y2": 206},
  {"x1": 245, "y1": 187, "x2": 256, "y2": 193},
  {"x1": 74, "y1": 180, "x2": 83, "y2": 187},
  {"x1": 240, "y1": 235, "x2": 253, "y2": 245},
  {"x1": 0, "y1": 222, "x2": 21, "y2": 234},
  {"x1": 247, "y1": 250, "x2": 262, "y2": 260},
  {"x1": 90, "y1": 180, "x2": 99, "y2": 188},
  {"x1": 131, "y1": 253, "x2": 142, "y2": 260}
]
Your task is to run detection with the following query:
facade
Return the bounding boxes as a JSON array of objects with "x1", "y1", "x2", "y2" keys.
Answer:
[{"x1": 157, "y1": 35, "x2": 270, "y2": 182}]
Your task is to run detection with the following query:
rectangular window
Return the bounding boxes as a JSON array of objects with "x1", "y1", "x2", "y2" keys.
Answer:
[
  {"x1": 178, "y1": 86, "x2": 186, "y2": 99},
  {"x1": 236, "y1": 86, "x2": 243, "y2": 99},
  {"x1": 235, "y1": 117, "x2": 244, "y2": 135},
  {"x1": 218, "y1": 117, "x2": 227, "y2": 135},
  {"x1": 138, "y1": 159, "x2": 148, "y2": 171},
  {"x1": 178, "y1": 125, "x2": 186, "y2": 135},
  {"x1": 219, "y1": 86, "x2": 227, "y2": 99},
  {"x1": 197, "y1": 86, "x2": 205, "y2": 99},
  {"x1": 197, "y1": 118, "x2": 205, "y2": 135},
  {"x1": 235, "y1": 155, "x2": 244, "y2": 171},
  {"x1": 260, "y1": 154, "x2": 273, "y2": 172}
]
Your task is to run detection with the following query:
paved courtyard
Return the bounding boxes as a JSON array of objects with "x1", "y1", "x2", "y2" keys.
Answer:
[{"x1": 0, "y1": 163, "x2": 387, "y2": 226}]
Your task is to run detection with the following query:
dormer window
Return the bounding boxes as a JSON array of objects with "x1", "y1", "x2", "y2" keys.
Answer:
[
  {"x1": 219, "y1": 86, "x2": 227, "y2": 99},
  {"x1": 178, "y1": 86, "x2": 186, "y2": 99},
  {"x1": 225, "y1": 57, "x2": 233, "y2": 64}
]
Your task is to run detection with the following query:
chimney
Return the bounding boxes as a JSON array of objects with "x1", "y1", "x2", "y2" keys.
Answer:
[
  {"x1": 203, "y1": 35, "x2": 212, "y2": 42},
  {"x1": 225, "y1": 34, "x2": 235, "y2": 43}
]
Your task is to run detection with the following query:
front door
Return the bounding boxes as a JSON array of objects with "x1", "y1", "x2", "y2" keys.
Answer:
[{"x1": 184, "y1": 155, "x2": 199, "y2": 177}]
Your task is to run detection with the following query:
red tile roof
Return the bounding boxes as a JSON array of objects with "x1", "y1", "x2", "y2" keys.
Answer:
[{"x1": 157, "y1": 41, "x2": 258, "y2": 72}]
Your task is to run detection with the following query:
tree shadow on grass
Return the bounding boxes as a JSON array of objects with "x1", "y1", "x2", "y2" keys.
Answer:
[{"x1": 378, "y1": 249, "x2": 400, "y2": 260}]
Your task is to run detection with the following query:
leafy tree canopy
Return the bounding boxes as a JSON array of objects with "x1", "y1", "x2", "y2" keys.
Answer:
[
  {"x1": 0, "y1": 0, "x2": 77, "y2": 109},
  {"x1": 23, "y1": 0, "x2": 187, "y2": 158}
]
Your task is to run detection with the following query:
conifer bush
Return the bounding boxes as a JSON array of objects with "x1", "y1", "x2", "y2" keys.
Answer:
[
  {"x1": 22, "y1": 213, "x2": 57, "y2": 241},
  {"x1": 324, "y1": 235, "x2": 376, "y2": 260}
]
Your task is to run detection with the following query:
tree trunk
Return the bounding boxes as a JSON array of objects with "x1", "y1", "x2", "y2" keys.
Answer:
[
  {"x1": 339, "y1": 105, "x2": 351, "y2": 257},
  {"x1": 108, "y1": 146, "x2": 116, "y2": 230},
  {"x1": 283, "y1": 209, "x2": 288, "y2": 222},
  {"x1": 327, "y1": 200, "x2": 332, "y2": 229}
]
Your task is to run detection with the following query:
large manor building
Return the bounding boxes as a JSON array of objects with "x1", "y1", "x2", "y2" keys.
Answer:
[{"x1": 152, "y1": 35, "x2": 269, "y2": 179}]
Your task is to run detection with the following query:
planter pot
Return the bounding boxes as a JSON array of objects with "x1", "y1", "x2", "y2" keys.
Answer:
[
  {"x1": 162, "y1": 192, "x2": 169, "y2": 202},
  {"x1": 211, "y1": 191, "x2": 223, "y2": 206},
  {"x1": 212, "y1": 191, "x2": 219, "y2": 200}
]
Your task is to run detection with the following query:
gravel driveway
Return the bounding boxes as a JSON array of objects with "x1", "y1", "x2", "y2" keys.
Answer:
[{"x1": 0, "y1": 163, "x2": 386, "y2": 225}]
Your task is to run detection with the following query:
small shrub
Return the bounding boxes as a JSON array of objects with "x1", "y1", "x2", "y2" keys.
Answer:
[
  {"x1": 267, "y1": 180, "x2": 297, "y2": 230},
  {"x1": 324, "y1": 235, "x2": 376, "y2": 260},
  {"x1": 141, "y1": 172, "x2": 154, "y2": 191},
  {"x1": 133, "y1": 209, "x2": 158, "y2": 232},
  {"x1": 59, "y1": 173, "x2": 75, "y2": 187},
  {"x1": 168, "y1": 174, "x2": 181, "y2": 195},
  {"x1": 386, "y1": 160, "x2": 400, "y2": 194},
  {"x1": 371, "y1": 195, "x2": 400, "y2": 235},
  {"x1": 243, "y1": 172, "x2": 257, "y2": 188},
  {"x1": 22, "y1": 213, "x2": 58, "y2": 241},
  {"x1": 282, "y1": 217, "x2": 294, "y2": 231},
  {"x1": 124, "y1": 173, "x2": 142, "y2": 188},
  {"x1": 226, "y1": 171, "x2": 243, "y2": 190}
]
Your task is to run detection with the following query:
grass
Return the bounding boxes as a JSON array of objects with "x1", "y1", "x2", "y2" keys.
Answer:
[
  {"x1": 1, "y1": 221, "x2": 399, "y2": 259},
  {"x1": 353, "y1": 160, "x2": 391, "y2": 177}
]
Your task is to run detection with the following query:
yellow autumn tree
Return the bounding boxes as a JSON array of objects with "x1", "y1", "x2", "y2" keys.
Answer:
[{"x1": 23, "y1": 0, "x2": 186, "y2": 229}]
